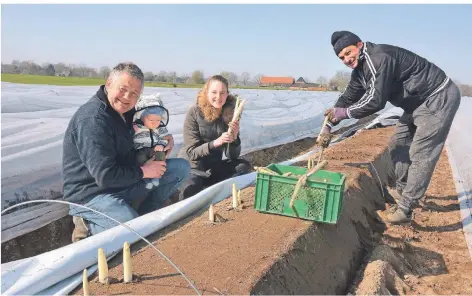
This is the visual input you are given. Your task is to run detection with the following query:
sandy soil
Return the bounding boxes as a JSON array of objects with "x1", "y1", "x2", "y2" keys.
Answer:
[
  {"x1": 351, "y1": 148, "x2": 472, "y2": 295},
  {"x1": 74, "y1": 125, "x2": 472, "y2": 295}
]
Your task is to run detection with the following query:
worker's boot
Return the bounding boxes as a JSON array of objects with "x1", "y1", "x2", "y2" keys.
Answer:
[
  {"x1": 385, "y1": 205, "x2": 412, "y2": 225},
  {"x1": 72, "y1": 216, "x2": 89, "y2": 242}
]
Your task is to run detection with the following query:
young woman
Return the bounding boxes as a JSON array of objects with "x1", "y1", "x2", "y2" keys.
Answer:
[{"x1": 177, "y1": 75, "x2": 252, "y2": 200}]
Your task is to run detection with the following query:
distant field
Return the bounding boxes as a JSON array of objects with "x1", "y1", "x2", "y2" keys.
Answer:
[
  {"x1": 1, "y1": 74, "x2": 276, "y2": 90},
  {"x1": 1, "y1": 74, "x2": 204, "y2": 88}
]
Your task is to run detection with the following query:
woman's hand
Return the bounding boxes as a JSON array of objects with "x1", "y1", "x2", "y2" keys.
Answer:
[
  {"x1": 213, "y1": 132, "x2": 233, "y2": 147},
  {"x1": 228, "y1": 121, "x2": 240, "y2": 140}
]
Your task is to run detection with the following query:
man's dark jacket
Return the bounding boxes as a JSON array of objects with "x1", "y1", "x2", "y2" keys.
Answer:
[
  {"x1": 335, "y1": 41, "x2": 449, "y2": 118},
  {"x1": 62, "y1": 85, "x2": 143, "y2": 203}
]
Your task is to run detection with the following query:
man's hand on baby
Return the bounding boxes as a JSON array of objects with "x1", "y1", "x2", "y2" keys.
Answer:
[{"x1": 141, "y1": 159, "x2": 167, "y2": 179}]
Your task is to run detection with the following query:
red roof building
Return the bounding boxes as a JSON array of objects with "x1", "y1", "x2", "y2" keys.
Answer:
[{"x1": 259, "y1": 76, "x2": 295, "y2": 87}]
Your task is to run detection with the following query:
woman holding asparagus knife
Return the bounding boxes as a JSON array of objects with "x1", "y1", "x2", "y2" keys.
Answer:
[{"x1": 177, "y1": 75, "x2": 252, "y2": 200}]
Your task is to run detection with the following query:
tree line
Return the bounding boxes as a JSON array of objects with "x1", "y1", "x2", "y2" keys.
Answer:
[{"x1": 1, "y1": 59, "x2": 471, "y2": 96}]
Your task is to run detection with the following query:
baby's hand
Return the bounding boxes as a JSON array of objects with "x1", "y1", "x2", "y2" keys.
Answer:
[{"x1": 154, "y1": 145, "x2": 165, "y2": 152}]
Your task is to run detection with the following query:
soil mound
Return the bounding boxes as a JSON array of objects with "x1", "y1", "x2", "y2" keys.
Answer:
[{"x1": 77, "y1": 127, "x2": 401, "y2": 295}]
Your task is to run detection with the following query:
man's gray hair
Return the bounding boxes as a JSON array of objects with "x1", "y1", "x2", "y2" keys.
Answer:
[{"x1": 108, "y1": 62, "x2": 144, "y2": 84}]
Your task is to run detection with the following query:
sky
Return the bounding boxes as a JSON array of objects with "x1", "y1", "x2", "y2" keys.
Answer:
[{"x1": 1, "y1": 3, "x2": 472, "y2": 83}]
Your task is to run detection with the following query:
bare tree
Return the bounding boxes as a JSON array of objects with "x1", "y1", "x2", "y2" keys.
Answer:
[
  {"x1": 77, "y1": 63, "x2": 88, "y2": 77},
  {"x1": 19, "y1": 61, "x2": 42, "y2": 75},
  {"x1": 44, "y1": 64, "x2": 56, "y2": 76},
  {"x1": 144, "y1": 71, "x2": 155, "y2": 82},
  {"x1": 54, "y1": 63, "x2": 68, "y2": 76},
  {"x1": 239, "y1": 72, "x2": 251, "y2": 85},
  {"x1": 99, "y1": 66, "x2": 111, "y2": 78},
  {"x1": 67, "y1": 63, "x2": 98, "y2": 78},
  {"x1": 89, "y1": 69, "x2": 99, "y2": 77},
  {"x1": 167, "y1": 71, "x2": 177, "y2": 83},
  {"x1": 220, "y1": 71, "x2": 238, "y2": 86},
  {"x1": 252, "y1": 74, "x2": 263, "y2": 85},
  {"x1": 329, "y1": 71, "x2": 351, "y2": 91},
  {"x1": 1, "y1": 63, "x2": 20, "y2": 74},
  {"x1": 180, "y1": 73, "x2": 190, "y2": 84},
  {"x1": 191, "y1": 70, "x2": 204, "y2": 84},
  {"x1": 155, "y1": 71, "x2": 167, "y2": 82},
  {"x1": 316, "y1": 76, "x2": 328, "y2": 87},
  {"x1": 68, "y1": 65, "x2": 80, "y2": 77}
]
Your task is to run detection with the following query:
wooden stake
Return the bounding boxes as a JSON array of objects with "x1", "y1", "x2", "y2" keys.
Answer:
[
  {"x1": 232, "y1": 183, "x2": 238, "y2": 208},
  {"x1": 237, "y1": 190, "x2": 242, "y2": 204},
  {"x1": 123, "y1": 241, "x2": 132, "y2": 283},
  {"x1": 209, "y1": 204, "x2": 215, "y2": 222},
  {"x1": 98, "y1": 247, "x2": 109, "y2": 284},
  {"x1": 82, "y1": 269, "x2": 89, "y2": 296}
]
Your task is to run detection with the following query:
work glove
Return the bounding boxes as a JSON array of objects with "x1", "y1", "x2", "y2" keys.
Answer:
[
  {"x1": 324, "y1": 107, "x2": 348, "y2": 125},
  {"x1": 316, "y1": 124, "x2": 332, "y2": 148}
]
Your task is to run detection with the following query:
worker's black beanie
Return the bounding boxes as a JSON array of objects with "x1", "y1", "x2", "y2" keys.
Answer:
[{"x1": 331, "y1": 31, "x2": 362, "y2": 55}]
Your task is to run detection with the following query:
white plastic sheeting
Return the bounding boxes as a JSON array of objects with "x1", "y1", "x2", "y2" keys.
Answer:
[
  {"x1": 1, "y1": 82, "x2": 357, "y2": 209},
  {"x1": 445, "y1": 97, "x2": 472, "y2": 259},
  {"x1": 2, "y1": 81, "x2": 471, "y2": 294}
]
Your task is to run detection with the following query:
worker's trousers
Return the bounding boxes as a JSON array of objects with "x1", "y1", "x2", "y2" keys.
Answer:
[{"x1": 389, "y1": 79, "x2": 461, "y2": 212}]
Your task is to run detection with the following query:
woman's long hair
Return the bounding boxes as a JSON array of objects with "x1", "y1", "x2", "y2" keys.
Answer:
[{"x1": 197, "y1": 75, "x2": 231, "y2": 122}]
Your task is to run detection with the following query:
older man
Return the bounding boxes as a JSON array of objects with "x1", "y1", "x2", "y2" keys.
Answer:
[
  {"x1": 62, "y1": 62, "x2": 190, "y2": 242},
  {"x1": 319, "y1": 31, "x2": 461, "y2": 224}
]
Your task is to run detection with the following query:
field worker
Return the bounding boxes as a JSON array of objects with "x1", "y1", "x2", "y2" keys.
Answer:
[
  {"x1": 318, "y1": 30, "x2": 461, "y2": 224},
  {"x1": 62, "y1": 62, "x2": 190, "y2": 242},
  {"x1": 178, "y1": 75, "x2": 252, "y2": 200}
]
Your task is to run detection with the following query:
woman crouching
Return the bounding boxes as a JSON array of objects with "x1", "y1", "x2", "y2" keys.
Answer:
[{"x1": 178, "y1": 75, "x2": 252, "y2": 200}]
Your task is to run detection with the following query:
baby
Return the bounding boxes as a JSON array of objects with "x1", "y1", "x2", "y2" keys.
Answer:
[{"x1": 133, "y1": 94, "x2": 170, "y2": 189}]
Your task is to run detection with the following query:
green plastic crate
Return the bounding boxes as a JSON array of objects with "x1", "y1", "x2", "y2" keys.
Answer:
[{"x1": 254, "y1": 163, "x2": 346, "y2": 224}]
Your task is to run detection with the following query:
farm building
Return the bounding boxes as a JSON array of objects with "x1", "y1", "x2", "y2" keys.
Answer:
[
  {"x1": 259, "y1": 76, "x2": 295, "y2": 87},
  {"x1": 259, "y1": 75, "x2": 327, "y2": 91},
  {"x1": 291, "y1": 76, "x2": 326, "y2": 90}
]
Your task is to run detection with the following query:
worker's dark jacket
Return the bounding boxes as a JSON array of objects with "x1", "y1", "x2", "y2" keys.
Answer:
[
  {"x1": 62, "y1": 85, "x2": 143, "y2": 203},
  {"x1": 335, "y1": 41, "x2": 450, "y2": 118},
  {"x1": 178, "y1": 95, "x2": 241, "y2": 170}
]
